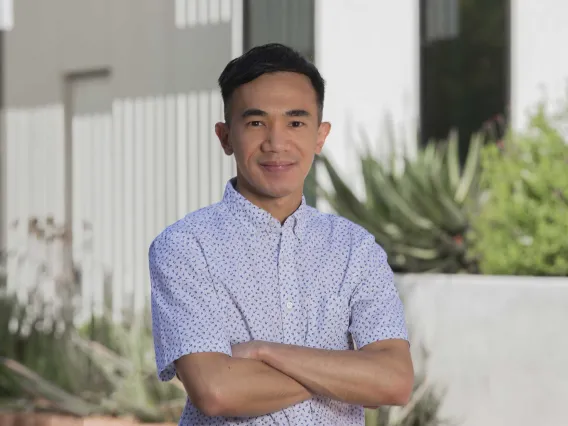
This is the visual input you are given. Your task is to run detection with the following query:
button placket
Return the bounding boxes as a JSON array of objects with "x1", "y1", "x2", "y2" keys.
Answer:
[
  {"x1": 279, "y1": 226, "x2": 304, "y2": 345},
  {"x1": 279, "y1": 229, "x2": 292, "y2": 313}
]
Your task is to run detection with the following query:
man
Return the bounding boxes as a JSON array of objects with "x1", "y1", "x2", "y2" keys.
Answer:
[{"x1": 149, "y1": 43, "x2": 413, "y2": 425}]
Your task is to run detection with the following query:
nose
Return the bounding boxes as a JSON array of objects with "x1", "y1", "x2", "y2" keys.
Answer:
[{"x1": 262, "y1": 121, "x2": 289, "y2": 152}]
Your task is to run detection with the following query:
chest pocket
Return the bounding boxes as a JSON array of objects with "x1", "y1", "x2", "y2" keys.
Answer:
[{"x1": 305, "y1": 293, "x2": 351, "y2": 350}]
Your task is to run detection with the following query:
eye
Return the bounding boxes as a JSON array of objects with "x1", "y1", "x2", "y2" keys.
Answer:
[
  {"x1": 290, "y1": 121, "x2": 305, "y2": 128},
  {"x1": 247, "y1": 120, "x2": 263, "y2": 127}
]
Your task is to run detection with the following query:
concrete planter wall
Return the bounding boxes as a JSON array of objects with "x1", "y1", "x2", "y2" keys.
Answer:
[{"x1": 396, "y1": 273, "x2": 568, "y2": 426}]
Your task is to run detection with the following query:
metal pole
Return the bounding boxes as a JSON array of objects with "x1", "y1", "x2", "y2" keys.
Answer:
[{"x1": 0, "y1": 28, "x2": 6, "y2": 289}]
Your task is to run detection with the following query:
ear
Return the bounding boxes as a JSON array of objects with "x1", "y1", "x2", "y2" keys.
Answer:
[
  {"x1": 315, "y1": 121, "x2": 331, "y2": 155},
  {"x1": 215, "y1": 122, "x2": 233, "y2": 155}
]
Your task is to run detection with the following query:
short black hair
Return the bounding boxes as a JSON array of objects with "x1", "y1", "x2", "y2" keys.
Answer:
[{"x1": 218, "y1": 43, "x2": 325, "y2": 123}]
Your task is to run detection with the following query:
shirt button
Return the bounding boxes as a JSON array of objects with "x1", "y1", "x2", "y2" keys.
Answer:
[{"x1": 286, "y1": 301, "x2": 294, "y2": 310}]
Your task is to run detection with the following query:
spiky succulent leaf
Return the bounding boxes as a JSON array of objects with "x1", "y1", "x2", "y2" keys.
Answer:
[{"x1": 320, "y1": 131, "x2": 483, "y2": 273}]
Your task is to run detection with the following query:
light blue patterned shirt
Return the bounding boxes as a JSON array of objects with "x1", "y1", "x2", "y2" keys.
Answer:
[{"x1": 149, "y1": 178, "x2": 408, "y2": 425}]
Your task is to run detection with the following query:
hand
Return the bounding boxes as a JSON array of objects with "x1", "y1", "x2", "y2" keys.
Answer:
[{"x1": 231, "y1": 340, "x2": 269, "y2": 360}]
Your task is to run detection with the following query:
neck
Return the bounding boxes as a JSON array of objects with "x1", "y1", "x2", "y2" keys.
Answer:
[{"x1": 235, "y1": 179, "x2": 303, "y2": 224}]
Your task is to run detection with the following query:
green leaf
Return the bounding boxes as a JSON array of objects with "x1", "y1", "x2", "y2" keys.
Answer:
[
  {"x1": 447, "y1": 130, "x2": 461, "y2": 191},
  {"x1": 455, "y1": 132, "x2": 482, "y2": 204}
]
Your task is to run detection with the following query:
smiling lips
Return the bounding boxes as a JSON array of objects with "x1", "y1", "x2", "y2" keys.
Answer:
[{"x1": 260, "y1": 161, "x2": 296, "y2": 172}]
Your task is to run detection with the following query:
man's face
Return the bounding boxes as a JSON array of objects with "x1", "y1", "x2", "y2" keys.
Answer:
[{"x1": 216, "y1": 72, "x2": 331, "y2": 200}]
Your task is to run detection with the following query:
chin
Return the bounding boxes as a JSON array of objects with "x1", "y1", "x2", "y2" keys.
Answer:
[
  {"x1": 252, "y1": 177, "x2": 302, "y2": 199},
  {"x1": 260, "y1": 184, "x2": 299, "y2": 199}
]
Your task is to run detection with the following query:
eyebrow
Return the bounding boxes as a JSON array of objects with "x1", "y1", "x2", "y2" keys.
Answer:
[
  {"x1": 286, "y1": 109, "x2": 311, "y2": 117},
  {"x1": 241, "y1": 108, "x2": 312, "y2": 118}
]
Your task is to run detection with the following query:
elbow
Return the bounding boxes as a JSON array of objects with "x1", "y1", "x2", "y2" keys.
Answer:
[
  {"x1": 369, "y1": 372, "x2": 414, "y2": 407},
  {"x1": 388, "y1": 373, "x2": 414, "y2": 406},
  {"x1": 193, "y1": 385, "x2": 228, "y2": 417},
  {"x1": 194, "y1": 384, "x2": 245, "y2": 418}
]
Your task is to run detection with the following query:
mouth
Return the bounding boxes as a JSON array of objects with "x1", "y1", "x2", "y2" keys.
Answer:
[{"x1": 259, "y1": 161, "x2": 296, "y2": 172}]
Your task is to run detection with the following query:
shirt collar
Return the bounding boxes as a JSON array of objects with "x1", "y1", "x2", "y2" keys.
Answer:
[{"x1": 221, "y1": 178, "x2": 312, "y2": 240}]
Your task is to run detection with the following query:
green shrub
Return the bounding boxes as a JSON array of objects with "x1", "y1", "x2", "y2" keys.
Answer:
[{"x1": 468, "y1": 104, "x2": 568, "y2": 275}]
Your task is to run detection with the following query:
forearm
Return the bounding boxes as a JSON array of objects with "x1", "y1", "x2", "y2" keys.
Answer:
[
  {"x1": 258, "y1": 343, "x2": 412, "y2": 407},
  {"x1": 178, "y1": 354, "x2": 311, "y2": 417},
  {"x1": 217, "y1": 357, "x2": 311, "y2": 417}
]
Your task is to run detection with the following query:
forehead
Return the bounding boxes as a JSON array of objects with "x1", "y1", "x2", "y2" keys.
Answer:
[{"x1": 232, "y1": 72, "x2": 318, "y2": 111}]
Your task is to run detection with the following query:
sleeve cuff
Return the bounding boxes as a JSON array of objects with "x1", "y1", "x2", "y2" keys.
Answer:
[
  {"x1": 353, "y1": 326, "x2": 409, "y2": 350},
  {"x1": 156, "y1": 340, "x2": 233, "y2": 381}
]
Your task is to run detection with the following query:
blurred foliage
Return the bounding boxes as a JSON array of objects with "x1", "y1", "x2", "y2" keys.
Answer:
[
  {"x1": 76, "y1": 311, "x2": 186, "y2": 421},
  {"x1": 365, "y1": 372, "x2": 448, "y2": 426},
  {"x1": 319, "y1": 131, "x2": 483, "y2": 273},
  {"x1": 0, "y1": 217, "x2": 185, "y2": 421},
  {"x1": 0, "y1": 291, "x2": 105, "y2": 416},
  {"x1": 0, "y1": 292, "x2": 186, "y2": 421},
  {"x1": 468, "y1": 102, "x2": 568, "y2": 275}
]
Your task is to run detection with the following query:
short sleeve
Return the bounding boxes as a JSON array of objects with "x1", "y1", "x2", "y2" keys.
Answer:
[
  {"x1": 348, "y1": 236, "x2": 409, "y2": 349},
  {"x1": 149, "y1": 227, "x2": 232, "y2": 381}
]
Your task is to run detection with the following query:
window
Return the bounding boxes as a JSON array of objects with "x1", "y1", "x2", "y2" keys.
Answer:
[
  {"x1": 420, "y1": 0, "x2": 510, "y2": 159},
  {"x1": 244, "y1": 0, "x2": 314, "y2": 60},
  {"x1": 243, "y1": 0, "x2": 317, "y2": 205},
  {"x1": 0, "y1": 0, "x2": 14, "y2": 31}
]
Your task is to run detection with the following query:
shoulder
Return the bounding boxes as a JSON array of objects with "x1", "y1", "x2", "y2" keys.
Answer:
[
  {"x1": 148, "y1": 203, "x2": 225, "y2": 265},
  {"x1": 307, "y1": 207, "x2": 379, "y2": 250}
]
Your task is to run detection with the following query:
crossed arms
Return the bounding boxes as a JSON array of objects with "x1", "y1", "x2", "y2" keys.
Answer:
[{"x1": 175, "y1": 338, "x2": 414, "y2": 417}]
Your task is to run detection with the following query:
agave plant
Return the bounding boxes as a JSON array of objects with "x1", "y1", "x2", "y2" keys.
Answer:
[
  {"x1": 0, "y1": 290, "x2": 106, "y2": 416},
  {"x1": 75, "y1": 311, "x2": 187, "y2": 422},
  {"x1": 319, "y1": 131, "x2": 483, "y2": 273}
]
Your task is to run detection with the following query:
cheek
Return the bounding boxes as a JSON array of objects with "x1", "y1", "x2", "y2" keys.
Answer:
[
  {"x1": 298, "y1": 135, "x2": 320, "y2": 157},
  {"x1": 231, "y1": 138, "x2": 261, "y2": 165}
]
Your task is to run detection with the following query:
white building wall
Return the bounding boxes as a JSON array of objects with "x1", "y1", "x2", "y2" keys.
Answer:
[
  {"x1": 511, "y1": 0, "x2": 568, "y2": 130},
  {"x1": 314, "y1": 0, "x2": 420, "y2": 200}
]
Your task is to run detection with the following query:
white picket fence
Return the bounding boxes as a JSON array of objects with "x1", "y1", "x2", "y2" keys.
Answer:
[{"x1": 2, "y1": 90, "x2": 235, "y2": 324}]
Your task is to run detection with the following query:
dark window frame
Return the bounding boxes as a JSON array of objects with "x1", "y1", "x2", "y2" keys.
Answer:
[{"x1": 419, "y1": 0, "x2": 511, "y2": 158}]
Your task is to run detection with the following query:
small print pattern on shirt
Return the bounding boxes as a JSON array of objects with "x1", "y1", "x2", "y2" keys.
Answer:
[{"x1": 149, "y1": 178, "x2": 409, "y2": 426}]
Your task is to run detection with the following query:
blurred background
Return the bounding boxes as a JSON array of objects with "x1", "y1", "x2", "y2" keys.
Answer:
[{"x1": 0, "y1": 1, "x2": 567, "y2": 425}]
